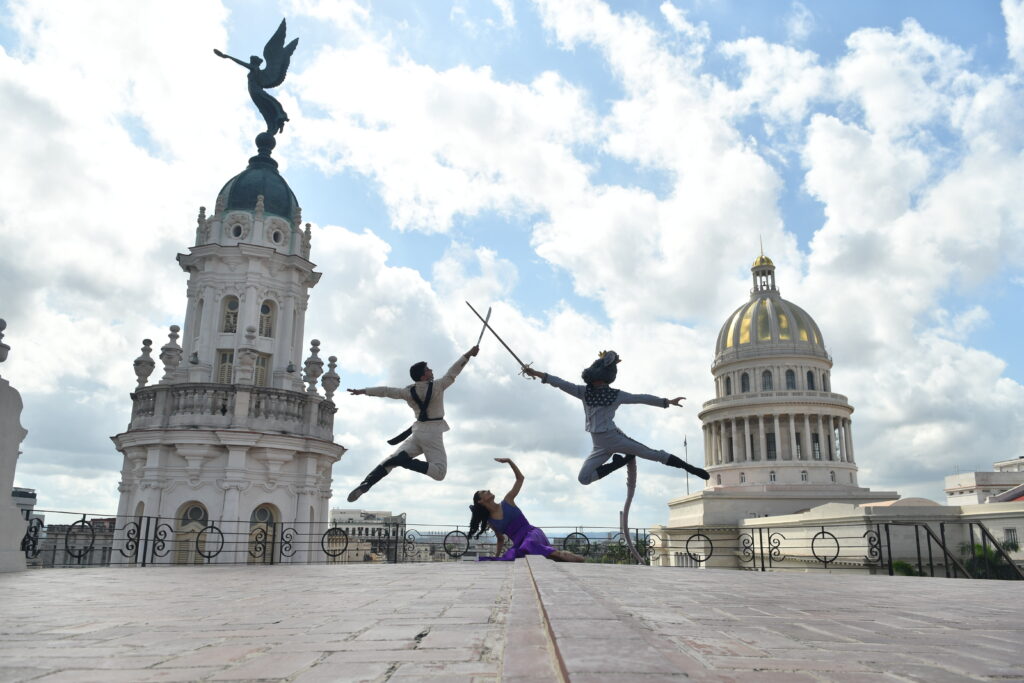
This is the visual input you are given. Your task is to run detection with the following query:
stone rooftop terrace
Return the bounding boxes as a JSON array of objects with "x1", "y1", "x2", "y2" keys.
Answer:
[{"x1": 0, "y1": 560, "x2": 1020, "y2": 682}]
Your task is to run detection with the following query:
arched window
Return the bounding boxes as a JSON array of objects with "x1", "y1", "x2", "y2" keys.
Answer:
[
  {"x1": 175, "y1": 502, "x2": 208, "y2": 565},
  {"x1": 259, "y1": 300, "x2": 275, "y2": 337},
  {"x1": 769, "y1": 470, "x2": 776, "y2": 482},
  {"x1": 761, "y1": 370, "x2": 773, "y2": 391},
  {"x1": 221, "y1": 296, "x2": 239, "y2": 333},
  {"x1": 806, "y1": 370, "x2": 816, "y2": 391},
  {"x1": 740, "y1": 373, "x2": 750, "y2": 393},
  {"x1": 740, "y1": 472, "x2": 746, "y2": 484},
  {"x1": 725, "y1": 377, "x2": 732, "y2": 396},
  {"x1": 785, "y1": 369, "x2": 796, "y2": 390},
  {"x1": 249, "y1": 505, "x2": 277, "y2": 565},
  {"x1": 829, "y1": 470, "x2": 836, "y2": 483},
  {"x1": 823, "y1": 373, "x2": 830, "y2": 392},
  {"x1": 800, "y1": 470, "x2": 808, "y2": 482}
]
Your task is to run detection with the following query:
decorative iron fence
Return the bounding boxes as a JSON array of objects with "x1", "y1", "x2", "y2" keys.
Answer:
[{"x1": 16, "y1": 510, "x2": 1022, "y2": 579}]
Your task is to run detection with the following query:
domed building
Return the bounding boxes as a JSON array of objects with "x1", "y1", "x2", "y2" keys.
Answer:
[
  {"x1": 662, "y1": 254, "x2": 897, "y2": 530},
  {"x1": 110, "y1": 133, "x2": 346, "y2": 564}
]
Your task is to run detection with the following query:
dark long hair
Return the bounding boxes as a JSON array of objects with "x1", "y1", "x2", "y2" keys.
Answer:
[{"x1": 468, "y1": 492, "x2": 491, "y2": 539}]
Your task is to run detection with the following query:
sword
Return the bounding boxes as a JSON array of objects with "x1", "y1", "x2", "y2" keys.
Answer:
[
  {"x1": 475, "y1": 306, "x2": 491, "y2": 346},
  {"x1": 465, "y1": 301, "x2": 534, "y2": 378}
]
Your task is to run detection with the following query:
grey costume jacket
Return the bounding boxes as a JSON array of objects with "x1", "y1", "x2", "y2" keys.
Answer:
[{"x1": 542, "y1": 374, "x2": 668, "y2": 433}]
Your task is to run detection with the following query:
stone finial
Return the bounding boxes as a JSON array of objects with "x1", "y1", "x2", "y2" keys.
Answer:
[
  {"x1": 301, "y1": 222, "x2": 312, "y2": 259},
  {"x1": 158, "y1": 325, "x2": 182, "y2": 383},
  {"x1": 302, "y1": 339, "x2": 324, "y2": 394},
  {"x1": 133, "y1": 338, "x2": 155, "y2": 389},
  {"x1": 0, "y1": 319, "x2": 8, "y2": 367},
  {"x1": 293, "y1": 205, "x2": 302, "y2": 227},
  {"x1": 321, "y1": 355, "x2": 340, "y2": 401},
  {"x1": 255, "y1": 194, "x2": 265, "y2": 220},
  {"x1": 195, "y1": 206, "x2": 209, "y2": 245},
  {"x1": 244, "y1": 325, "x2": 257, "y2": 345}
]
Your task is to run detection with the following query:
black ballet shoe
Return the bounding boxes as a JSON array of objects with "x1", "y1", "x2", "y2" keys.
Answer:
[
  {"x1": 595, "y1": 454, "x2": 635, "y2": 480},
  {"x1": 665, "y1": 455, "x2": 710, "y2": 480}
]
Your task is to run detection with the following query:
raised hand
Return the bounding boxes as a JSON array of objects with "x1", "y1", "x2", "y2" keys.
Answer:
[
  {"x1": 668, "y1": 396, "x2": 686, "y2": 407},
  {"x1": 347, "y1": 388, "x2": 366, "y2": 396},
  {"x1": 494, "y1": 457, "x2": 513, "y2": 464},
  {"x1": 466, "y1": 345, "x2": 480, "y2": 357},
  {"x1": 522, "y1": 367, "x2": 544, "y2": 379}
]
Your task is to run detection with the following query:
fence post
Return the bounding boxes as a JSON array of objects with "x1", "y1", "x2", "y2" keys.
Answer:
[
  {"x1": 940, "y1": 522, "x2": 951, "y2": 578},
  {"x1": 884, "y1": 523, "x2": 893, "y2": 576},
  {"x1": 914, "y1": 525, "x2": 923, "y2": 577},
  {"x1": 140, "y1": 516, "x2": 151, "y2": 568}
]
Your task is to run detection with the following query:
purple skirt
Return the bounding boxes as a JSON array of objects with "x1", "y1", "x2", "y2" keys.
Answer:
[{"x1": 478, "y1": 527, "x2": 556, "y2": 561}]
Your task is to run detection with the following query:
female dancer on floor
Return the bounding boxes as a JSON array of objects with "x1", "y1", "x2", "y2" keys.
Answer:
[
  {"x1": 469, "y1": 458, "x2": 585, "y2": 562},
  {"x1": 523, "y1": 350, "x2": 710, "y2": 485}
]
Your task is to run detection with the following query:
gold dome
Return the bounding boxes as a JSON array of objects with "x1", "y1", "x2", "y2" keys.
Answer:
[{"x1": 752, "y1": 254, "x2": 774, "y2": 268}]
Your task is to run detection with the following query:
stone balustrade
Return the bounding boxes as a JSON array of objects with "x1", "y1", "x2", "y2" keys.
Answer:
[
  {"x1": 702, "y1": 389, "x2": 848, "y2": 409},
  {"x1": 127, "y1": 383, "x2": 336, "y2": 440}
]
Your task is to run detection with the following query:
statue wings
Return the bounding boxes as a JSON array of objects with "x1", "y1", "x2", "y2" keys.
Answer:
[{"x1": 260, "y1": 19, "x2": 299, "y2": 89}]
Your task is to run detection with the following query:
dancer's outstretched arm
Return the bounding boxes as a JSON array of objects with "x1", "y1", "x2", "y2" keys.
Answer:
[
  {"x1": 617, "y1": 391, "x2": 686, "y2": 408},
  {"x1": 522, "y1": 367, "x2": 584, "y2": 399},
  {"x1": 493, "y1": 532, "x2": 505, "y2": 557},
  {"x1": 496, "y1": 457, "x2": 524, "y2": 504},
  {"x1": 346, "y1": 386, "x2": 409, "y2": 400}
]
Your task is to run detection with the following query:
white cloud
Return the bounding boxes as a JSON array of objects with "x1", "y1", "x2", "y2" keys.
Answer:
[
  {"x1": 786, "y1": 2, "x2": 815, "y2": 44},
  {"x1": 1004, "y1": 0, "x2": 1024, "y2": 69}
]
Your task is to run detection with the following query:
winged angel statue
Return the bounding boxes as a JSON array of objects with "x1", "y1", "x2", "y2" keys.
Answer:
[{"x1": 214, "y1": 20, "x2": 298, "y2": 135}]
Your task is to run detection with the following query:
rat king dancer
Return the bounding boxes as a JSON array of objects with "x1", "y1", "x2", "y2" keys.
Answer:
[
  {"x1": 523, "y1": 351, "x2": 709, "y2": 485},
  {"x1": 346, "y1": 345, "x2": 479, "y2": 502}
]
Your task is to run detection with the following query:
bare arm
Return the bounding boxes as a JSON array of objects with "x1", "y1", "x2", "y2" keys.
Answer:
[
  {"x1": 213, "y1": 49, "x2": 251, "y2": 70},
  {"x1": 347, "y1": 386, "x2": 411, "y2": 400},
  {"x1": 496, "y1": 457, "x2": 524, "y2": 504},
  {"x1": 493, "y1": 531, "x2": 505, "y2": 557}
]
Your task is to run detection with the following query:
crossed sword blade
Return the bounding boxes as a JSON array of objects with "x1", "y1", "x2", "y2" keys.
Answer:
[
  {"x1": 466, "y1": 301, "x2": 533, "y2": 377},
  {"x1": 475, "y1": 306, "x2": 491, "y2": 346}
]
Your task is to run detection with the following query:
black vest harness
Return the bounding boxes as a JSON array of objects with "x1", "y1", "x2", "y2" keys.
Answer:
[{"x1": 387, "y1": 381, "x2": 442, "y2": 445}]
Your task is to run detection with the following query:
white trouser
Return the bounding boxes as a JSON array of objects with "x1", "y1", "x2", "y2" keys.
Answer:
[
  {"x1": 578, "y1": 428, "x2": 670, "y2": 485},
  {"x1": 382, "y1": 429, "x2": 447, "y2": 481}
]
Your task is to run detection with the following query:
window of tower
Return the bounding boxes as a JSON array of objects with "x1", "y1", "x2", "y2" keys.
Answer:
[
  {"x1": 795, "y1": 432, "x2": 802, "y2": 458},
  {"x1": 761, "y1": 370, "x2": 773, "y2": 391},
  {"x1": 741, "y1": 373, "x2": 750, "y2": 393},
  {"x1": 769, "y1": 470, "x2": 776, "y2": 482},
  {"x1": 812, "y1": 433, "x2": 822, "y2": 460},
  {"x1": 823, "y1": 373, "x2": 830, "y2": 392},
  {"x1": 725, "y1": 377, "x2": 732, "y2": 395},
  {"x1": 766, "y1": 433, "x2": 777, "y2": 460},
  {"x1": 806, "y1": 370, "x2": 815, "y2": 391},
  {"x1": 255, "y1": 353, "x2": 271, "y2": 387},
  {"x1": 248, "y1": 505, "x2": 277, "y2": 565},
  {"x1": 850, "y1": 472, "x2": 854, "y2": 483},
  {"x1": 785, "y1": 369, "x2": 796, "y2": 390},
  {"x1": 175, "y1": 502, "x2": 208, "y2": 565},
  {"x1": 232, "y1": 224, "x2": 243, "y2": 238},
  {"x1": 216, "y1": 349, "x2": 234, "y2": 384},
  {"x1": 801, "y1": 470, "x2": 808, "y2": 482},
  {"x1": 740, "y1": 472, "x2": 746, "y2": 484},
  {"x1": 716, "y1": 474, "x2": 722, "y2": 485},
  {"x1": 222, "y1": 297, "x2": 239, "y2": 333},
  {"x1": 259, "y1": 301, "x2": 275, "y2": 337},
  {"x1": 830, "y1": 470, "x2": 836, "y2": 483},
  {"x1": 272, "y1": 230, "x2": 283, "y2": 244}
]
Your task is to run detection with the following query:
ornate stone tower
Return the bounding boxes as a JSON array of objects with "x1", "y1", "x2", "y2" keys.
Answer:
[
  {"x1": 665, "y1": 253, "x2": 896, "y2": 527},
  {"x1": 111, "y1": 136, "x2": 345, "y2": 563},
  {"x1": 112, "y1": 21, "x2": 345, "y2": 562}
]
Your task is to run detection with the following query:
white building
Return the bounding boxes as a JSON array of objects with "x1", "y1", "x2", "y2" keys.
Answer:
[
  {"x1": 666, "y1": 254, "x2": 898, "y2": 529},
  {"x1": 945, "y1": 457, "x2": 1024, "y2": 505},
  {"x1": 111, "y1": 135, "x2": 345, "y2": 564}
]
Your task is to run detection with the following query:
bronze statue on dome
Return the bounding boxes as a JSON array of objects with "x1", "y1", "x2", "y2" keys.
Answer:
[{"x1": 214, "y1": 19, "x2": 298, "y2": 136}]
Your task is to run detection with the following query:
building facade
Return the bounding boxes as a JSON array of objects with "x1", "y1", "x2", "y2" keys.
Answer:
[
  {"x1": 111, "y1": 137, "x2": 345, "y2": 564},
  {"x1": 662, "y1": 254, "x2": 897, "y2": 530}
]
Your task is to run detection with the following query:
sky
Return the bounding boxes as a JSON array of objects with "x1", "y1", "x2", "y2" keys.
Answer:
[{"x1": 2, "y1": 0, "x2": 1024, "y2": 531}]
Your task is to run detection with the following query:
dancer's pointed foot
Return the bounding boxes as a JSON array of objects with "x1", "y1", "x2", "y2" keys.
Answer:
[
  {"x1": 346, "y1": 485, "x2": 367, "y2": 503},
  {"x1": 348, "y1": 464, "x2": 389, "y2": 502},
  {"x1": 594, "y1": 454, "x2": 634, "y2": 481},
  {"x1": 665, "y1": 455, "x2": 710, "y2": 480}
]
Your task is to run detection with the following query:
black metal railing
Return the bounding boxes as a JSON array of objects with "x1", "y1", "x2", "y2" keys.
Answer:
[{"x1": 17, "y1": 509, "x2": 1023, "y2": 578}]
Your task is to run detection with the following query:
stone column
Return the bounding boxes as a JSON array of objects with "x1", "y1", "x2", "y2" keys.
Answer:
[
  {"x1": 845, "y1": 420, "x2": 855, "y2": 463},
  {"x1": 717, "y1": 422, "x2": 726, "y2": 465},
  {"x1": 823, "y1": 415, "x2": 834, "y2": 460},
  {"x1": 772, "y1": 414, "x2": 781, "y2": 460},
  {"x1": 838, "y1": 418, "x2": 848, "y2": 462},
  {"x1": 730, "y1": 419, "x2": 738, "y2": 463},
  {"x1": 742, "y1": 416, "x2": 750, "y2": 462},
  {"x1": 757, "y1": 415, "x2": 767, "y2": 462},
  {"x1": 0, "y1": 319, "x2": 28, "y2": 573},
  {"x1": 804, "y1": 414, "x2": 812, "y2": 460},
  {"x1": 703, "y1": 424, "x2": 711, "y2": 467},
  {"x1": 788, "y1": 414, "x2": 798, "y2": 462}
]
